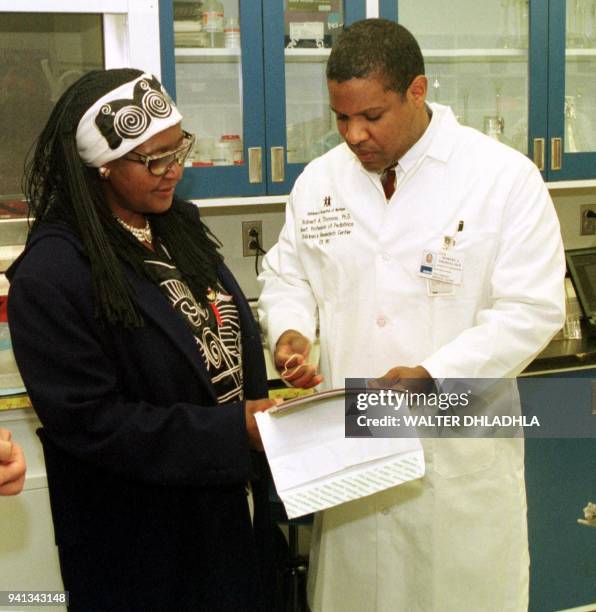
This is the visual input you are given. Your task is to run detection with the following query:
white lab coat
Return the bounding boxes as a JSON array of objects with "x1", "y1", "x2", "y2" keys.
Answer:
[{"x1": 258, "y1": 104, "x2": 565, "y2": 611}]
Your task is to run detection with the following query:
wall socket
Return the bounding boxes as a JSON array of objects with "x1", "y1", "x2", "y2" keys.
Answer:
[
  {"x1": 242, "y1": 220, "x2": 263, "y2": 257},
  {"x1": 580, "y1": 204, "x2": 596, "y2": 236}
]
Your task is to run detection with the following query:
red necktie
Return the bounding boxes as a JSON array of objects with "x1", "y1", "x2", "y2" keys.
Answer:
[{"x1": 381, "y1": 166, "x2": 396, "y2": 200}]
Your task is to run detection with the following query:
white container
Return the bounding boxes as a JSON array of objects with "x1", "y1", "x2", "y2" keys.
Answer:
[
  {"x1": 195, "y1": 137, "x2": 214, "y2": 166},
  {"x1": 221, "y1": 134, "x2": 243, "y2": 164},
  {"x1": 224, "y1": 17, "x2": 241, "y2": 49},
  {"x1": 202, "y1": 0, "x2": 224, "y2": 47},
  {"x1": 212, "y1": 139, "x2": 234, "y2": 166}
]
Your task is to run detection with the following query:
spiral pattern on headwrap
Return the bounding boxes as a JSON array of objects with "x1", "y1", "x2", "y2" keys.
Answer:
[
  {"x1": 113, "y1": 105, "x2": 149, "y2": 139},
  {"x1": 142, "y1": 90, "x2": 172, "y2": 119},
  {"x1": 77, "y1": 72, "x2": 183, "y2": 167}
]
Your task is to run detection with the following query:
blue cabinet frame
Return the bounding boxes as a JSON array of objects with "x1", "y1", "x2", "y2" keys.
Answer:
[
  {"x1": 160, "y1": 1, "x2": 268, "y2": 199},
  {"x1": 380, "y1": 0, "x2": 596, "y2": 182},
  {"x1": 160, "y1": 0, "x2": 365, "y2": 199},
  {"x1": 263, "y1": 0, "x2": 366, "y2": 195},
  {"x1": 546, "y1": 0, "x2": 596, "y2": 181}
]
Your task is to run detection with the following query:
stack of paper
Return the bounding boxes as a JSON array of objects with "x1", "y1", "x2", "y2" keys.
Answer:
[{"x1": 256, "y1": 389, "x2": 425, "y2": 519}]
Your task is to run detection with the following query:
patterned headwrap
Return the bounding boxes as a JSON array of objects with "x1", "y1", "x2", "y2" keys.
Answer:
[{"x1": 75, "y1": 72, "x2": 183, "y2": 167}]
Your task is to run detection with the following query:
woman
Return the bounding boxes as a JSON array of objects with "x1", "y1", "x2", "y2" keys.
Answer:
[
  {"x1": 7, "y1": 68, "x2": 278, "y2": 611},
  {"x1": 0, "y1": 428, "x2": 26, "y2": 495}
]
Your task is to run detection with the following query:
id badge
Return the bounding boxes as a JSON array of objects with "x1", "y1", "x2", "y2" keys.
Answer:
[
  {"x1": 419, "y1": 249, "x2": 464, "y2": 294},
  {"x1": 427, "y1": 279, "x2": 454, "y2": 297}
]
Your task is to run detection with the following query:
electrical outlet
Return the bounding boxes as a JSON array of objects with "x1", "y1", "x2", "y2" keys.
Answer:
[
  {"x1": 242, "y1": 220, "x2": 263, "y2": 257},
  {"x1": 580, "y1": 204, "x2": 596, "y2": 236}
]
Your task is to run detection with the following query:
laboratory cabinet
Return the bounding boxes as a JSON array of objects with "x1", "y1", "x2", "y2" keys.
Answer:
[
  {"x1": 0, "y1": 407, "x2": 65, "y2": 611},
  {"x1": 525, "y1": 436, "x2": 596, "y2": 612},
  {"x1": 379, "y1": 0, "x2": 596, "y2": 182},
  {"x1": 159, "y1": 0, "x2": 366, "y2": 199},
  {"x1": 520, "y1": 369, "x2": 596, "y2": 612}
]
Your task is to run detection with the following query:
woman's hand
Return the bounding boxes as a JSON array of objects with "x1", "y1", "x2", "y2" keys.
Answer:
[
  {"x1": 0, "y1": 428, "x2": 26, "y2": 495},
  {"x1": 245, "y1": 398, "x2": 280, "y2": 451}
]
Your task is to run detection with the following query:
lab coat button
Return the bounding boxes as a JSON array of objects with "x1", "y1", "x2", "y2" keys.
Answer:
[{"x1": 376, "y1": 316, "x2": 387, "y2": 327}]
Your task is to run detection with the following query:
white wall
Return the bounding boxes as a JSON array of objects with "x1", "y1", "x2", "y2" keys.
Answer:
[{"x1": 199, "y1": 187, "x2": 596, "y2": 298}]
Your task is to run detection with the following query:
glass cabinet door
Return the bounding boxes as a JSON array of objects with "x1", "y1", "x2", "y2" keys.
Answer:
[
  {"x1": 381, "y1": 0, "x2": 530, "y2": 157},
  {"x1": 564, "y1": 0, "x2": 596, "y2": 153},
  {"x1": 161, "y1": 0, "x2": 366, "y2": 199},
  {"x1": 284, "y1": 0, "x2": 347, "y2": 167},
  {"x1": 0, "y1": 13, "x2": 104, "y2": 214},
  {"x1": 263, "y1": 0, "x2": 365, "y2": 195},
  {"x1": 547, "y1": 0, "x2": 596, "y2": 180},
  {"x1": 0, "y1": 0, "x2": 161, "y2": 214},
  {"x1": 161, "y1": 0, "x2": 268, "y2": 199}
]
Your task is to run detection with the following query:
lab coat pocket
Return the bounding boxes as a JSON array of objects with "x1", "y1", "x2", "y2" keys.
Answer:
[
  {"x1": 433, "y1": 437, "x2": 496, "y2": 479},
  {"x1": 451, "y1": 230, "x2": 498, "y2": 299},
  {"x1": 429, "y1": 230, "x2": 497, "y2": 348}
]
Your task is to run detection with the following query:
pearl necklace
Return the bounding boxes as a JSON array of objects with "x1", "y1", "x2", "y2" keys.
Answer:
[{"x1": 114, "y1": 215, "x2": 152, "y2": 243}]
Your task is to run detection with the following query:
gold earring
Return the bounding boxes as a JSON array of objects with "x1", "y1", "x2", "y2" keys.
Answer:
[{"x1": 98, "y1": 166, "x2": 111, "y2": 179}]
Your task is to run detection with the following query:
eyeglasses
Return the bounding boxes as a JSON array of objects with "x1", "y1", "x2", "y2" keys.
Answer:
[{"x1": 123, "y1": 130, "x2": 196, "y2": 176}]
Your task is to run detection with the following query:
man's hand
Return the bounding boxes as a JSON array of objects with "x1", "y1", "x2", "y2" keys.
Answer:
[
  {"x1": 274, "y1": 329, "x2": 323, "y2": 389},
  {"x1": 245, "y1": 398, "x2": 280, "y2": 451},
  {"x1": 0, "y1": 428, "x2": 26, "y2": 496},
  {"x1": 369, "y1": 365, "x2": 434, "y2": 393}
]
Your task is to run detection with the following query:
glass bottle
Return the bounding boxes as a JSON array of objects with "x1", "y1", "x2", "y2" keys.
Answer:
[
  {"x1": 484, "y1": 88, "x2": 510, "y2": 145},
  {"x1": 515, "y1": 0, "x2": 529, "y2": 48},
  {"x1": 500, "y1": 0, "x2": 514, "y2": 48},
  {"x1": 484, "y1": 116, "x2": 506, "y2": 142},
  {"x1": 588, "y1": 0, "x2": 596, "y2": 44},
  {"x1": 567, "y1": 0, "x2": 587, "y2": 48},
  {"x1": 202, "y1": 0, "x2": 224, "y2": 48},
  {"x1": 564, "y1": 95, "x2": 589, "y2": 152}
]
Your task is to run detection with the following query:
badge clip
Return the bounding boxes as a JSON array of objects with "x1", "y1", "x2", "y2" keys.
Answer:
[{"x1": 442, "y1": 220, "x2": 464, "y2": 251}]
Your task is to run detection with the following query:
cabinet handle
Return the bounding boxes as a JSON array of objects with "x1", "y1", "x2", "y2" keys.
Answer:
[
  {"x1": 551, "y1": 137, "x2": 562, "y2": 171},
  {"x1": 271, "y1": 147, "x2": 285, "y2": 183},
  {"x1": 533, "y1": 138, "x2": 545, "y2": 171},
  {"x1": 248, "y1": 147, "x2": 262, "y2": 184}
]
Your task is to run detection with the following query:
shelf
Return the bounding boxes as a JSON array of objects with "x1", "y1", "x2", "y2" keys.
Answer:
[
  {"x1": 566, "y1": 48, "x2": 596, "y2": 57},
  {"x1": 546, "y1": 179, "x2": 596, "y2": 190},
  {"x1": 422, "y1": 48, "x2": 528, "y2": 62},
  {"x1": 175, "y1": 47, "x2": 241, "y2": 63},
  {"x1": 188, "y1": 180, "x2": 596, "y2": 208},
  {"x1": 282, "y1": 46, "x2": 533, "y2": 67},
  {"x1": 192, "y1": 195, "x2": 289, "y2": 208},
  {"x1": 282, "y1": 47, "x2": 531, "y2": 63},
  {"x1": 285, "y1": 48, "x2": 331, "y2": 62}
]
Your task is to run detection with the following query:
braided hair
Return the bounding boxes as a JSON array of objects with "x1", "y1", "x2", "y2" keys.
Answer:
[{"x1": 23, "y1": 68, "x2": 222, "y2": 327}]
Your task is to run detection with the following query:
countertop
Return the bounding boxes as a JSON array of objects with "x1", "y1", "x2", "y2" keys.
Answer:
[{"x1": 521, "y1": 322, "x2": 596, "y2": 376}]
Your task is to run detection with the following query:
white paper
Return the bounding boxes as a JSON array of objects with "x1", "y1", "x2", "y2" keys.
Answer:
[{"x1": 256, "y1": 389, "x2": 425, "y2": 519}]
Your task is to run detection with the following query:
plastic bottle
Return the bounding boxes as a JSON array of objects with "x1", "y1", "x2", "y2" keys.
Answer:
[
  {"x1": 221, "y1": 134, "x2": 243, "y2": 164},
  {"x1": 202, "y1": 0, "x2": 224, "y2": 48},
  {"x1": 224, "y1": 17, "x2": 241, "y2": 49},
  {"x1": 212, "y1": 139, "x2": 234, "y2": 166}
]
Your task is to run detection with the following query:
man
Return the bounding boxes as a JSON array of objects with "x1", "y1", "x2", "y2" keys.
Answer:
[
  {"x1": 258, "y1": 19, "x2": 565, "y2": 612},
  {"x1": 0, "y1": 428, "x2": 26, "y2": 495}
]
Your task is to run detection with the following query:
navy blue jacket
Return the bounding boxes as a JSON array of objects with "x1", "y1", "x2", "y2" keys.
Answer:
[{"x1": 7, "y1": 201, "x2": 272, "y2": 611}]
